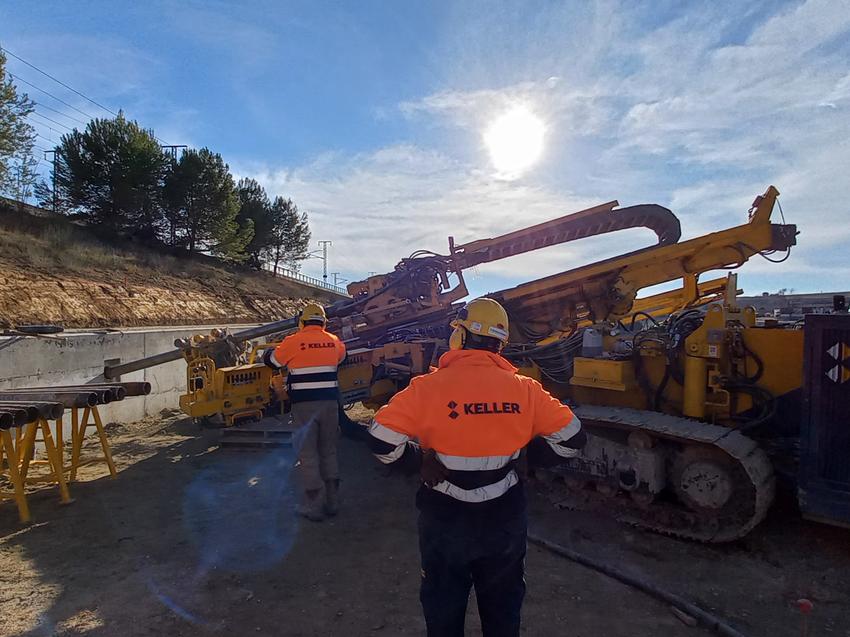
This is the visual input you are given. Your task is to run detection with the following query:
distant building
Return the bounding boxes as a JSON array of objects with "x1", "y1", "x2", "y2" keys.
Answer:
[{"x1": 739, "y1": 291, "x2": 850, "y2": 319}]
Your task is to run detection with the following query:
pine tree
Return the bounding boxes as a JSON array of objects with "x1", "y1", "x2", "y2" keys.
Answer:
[
  {"x1": 53, "y1": 113, "x2": 168, "y2": 240},
  {"x1": 163, "y1": 148, "x2": 253, "y2": 259},
  {"x1": 0, "y1": 50, "x2": 37, "y2": 197},
  {"x1": 267, "y1": 196, "x2": 311, "y2": 274},
  {"x1": 236, "y1": 178, "x2": 278, "y2": 268}
]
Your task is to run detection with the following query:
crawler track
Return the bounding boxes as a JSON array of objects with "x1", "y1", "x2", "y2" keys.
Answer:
[{"x1": 542, "y1": 406, "x2": 775, "y2": 542}]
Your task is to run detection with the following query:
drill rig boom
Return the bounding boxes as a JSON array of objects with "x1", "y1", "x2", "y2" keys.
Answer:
[{"x1": 491, "y1": 185, "x2": 795, "y2": 330}]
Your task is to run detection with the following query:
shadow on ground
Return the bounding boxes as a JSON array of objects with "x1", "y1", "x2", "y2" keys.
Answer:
[{"x1": 0, "y1": 419, "x2": 424, "y2": 636}]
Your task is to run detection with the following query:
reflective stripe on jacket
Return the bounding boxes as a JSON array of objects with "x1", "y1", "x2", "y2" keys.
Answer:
[
  {"x1": 268, "y1": 325, "x2": 346, "y2": 403},
  {"x1": 369, "y1": 349, "x2": 580, "y2": 514}
]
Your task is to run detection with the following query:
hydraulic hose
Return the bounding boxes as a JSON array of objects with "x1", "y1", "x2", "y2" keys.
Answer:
[
  {"x1": 725, "y1": 382, "x2": 776, "y2": 432},
  {"x1": 629, "y1": 310, "x2": 659, "y2": 329},
  {"x1": 527, "y1": 533, "x2": 750, "y2": 637},
  {"x1": 741, "y1": 338, "x2": 765, "y2": 383}
]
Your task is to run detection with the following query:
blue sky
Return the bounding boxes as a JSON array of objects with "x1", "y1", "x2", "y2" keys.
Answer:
[{"x1": 3, "y1": 0, "x2": 849, "y2": 297}]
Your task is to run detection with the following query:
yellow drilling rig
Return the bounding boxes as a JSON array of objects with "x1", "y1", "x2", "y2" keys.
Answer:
[{"x1": 105, "y1": 186, "x2": 850, "y2": 541}]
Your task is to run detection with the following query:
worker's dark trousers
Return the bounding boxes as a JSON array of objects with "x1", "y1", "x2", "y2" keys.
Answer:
[
  {"x1": 418, "y1": 509, "x2": 527, "y2": 637},
  {"x1": 290, "y1": 399, "x2": 340, "y2": 493}
]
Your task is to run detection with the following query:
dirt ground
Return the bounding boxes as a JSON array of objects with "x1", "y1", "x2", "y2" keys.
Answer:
[{"x1": 1, "y1": 411, "x2": 849, "y2": 637}]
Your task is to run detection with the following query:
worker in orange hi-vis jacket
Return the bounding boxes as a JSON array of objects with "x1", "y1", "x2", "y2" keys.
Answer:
[
  {"x1": 367, "y1": 298, "x2": 587, "y2": 637},
  {"x1": 264, "y1": 302, "x2": 346, "y2": 521}
]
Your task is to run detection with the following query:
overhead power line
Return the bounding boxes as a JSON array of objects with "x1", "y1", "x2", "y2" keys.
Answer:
[
  {"x1": 32, "y1": 100, "x2": 88, "y2": 127},
  {"x1": 3, "y1": 46, "x2": 170, "y2": 148},
  {"x1": 10, "y1": 73, "x2": 168, "y2": 146},
  {"x1": 30, "y1": 122, "x2": 64, "y2": 141},
  {"x1": 1, "y1": 46, "x2": 118, "y2": 116},
  {"x1": 35, "y1": 131, "x2": 58, "y2": 145},
  {"x1": 27, "y1": 116, "x2": 65, "y2": 138},
  {"x1": 13, "y1": 72, "x2": 169, "y2": 146},
  {"x1": 9, "y1": 72, "x2": 99, "y2": 121},
  {"x1": 30, "y1": 110, "x2": 74, "y2": 132}
]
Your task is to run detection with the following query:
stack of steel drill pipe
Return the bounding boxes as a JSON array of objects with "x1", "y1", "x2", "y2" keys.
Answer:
[
  {"x1": 0, "y1": 390, "x2": 98, "y2": 408},
  {"x1": 0, "y1": 403, "x2": 39, "y2": 424},
  {"x1": 0, "y1": 381, "x2": 151, "y2": 410},
  {"x1": 0, "y1": 407, "x2": 28, "y2": 428},
  {"x1": 32, "y1": 385, "x2": 125, "y2": 402},
  {"x1": 0, "y1": 401, "x2": 64, "y2": 420},
  {"x1": 0, "y1": 411, "x2": 15, "y2": 429},
  {"x1": 22, "y1": 382, "x2": 151, "y2": 398},
  {"x1": 115, "y1": 381, "x2": 151, "y2": 396}
]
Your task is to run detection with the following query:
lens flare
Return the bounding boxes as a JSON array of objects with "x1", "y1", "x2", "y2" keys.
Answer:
[
  {"x1": 484, "y1": 106, "x2": 545, "y2": 178},
  {"x1": 182, "y1": 448, "x2": 298, "y2": 574}
]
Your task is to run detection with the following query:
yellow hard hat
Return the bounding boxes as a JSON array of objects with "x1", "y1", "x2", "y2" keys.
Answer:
[
  {"x1": 300, "y1": 302, "x2": 327, "y2": 327},
  {"x1": 449, "y1": 298, "x2": 509, "y2": 350}
]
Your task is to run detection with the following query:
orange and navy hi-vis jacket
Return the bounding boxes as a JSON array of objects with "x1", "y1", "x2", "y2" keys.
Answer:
[
  {"x1": 368, "y1": 349, "x2": 582, "y2": 518},
  {"x1": 264, "y1": 325, "x2": 346, "y2": 403}
]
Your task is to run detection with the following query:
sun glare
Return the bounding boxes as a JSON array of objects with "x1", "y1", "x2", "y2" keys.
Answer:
[{"x1": 484, "y1": 106, "x2": 545, "y2": 178}]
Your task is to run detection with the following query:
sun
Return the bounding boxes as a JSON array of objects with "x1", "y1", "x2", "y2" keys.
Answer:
[{"x1": 483, "y1": 106, "x2": 545, "y2": 178}]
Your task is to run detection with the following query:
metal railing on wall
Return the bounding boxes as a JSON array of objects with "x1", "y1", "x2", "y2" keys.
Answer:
[{"x1": 262, "y1": 263, "x2": 349, "y2": 295}]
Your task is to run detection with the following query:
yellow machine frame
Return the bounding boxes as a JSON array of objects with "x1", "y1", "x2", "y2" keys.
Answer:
[{"x1": 179, "y1": 357, "x2": 273, "y2": 426}]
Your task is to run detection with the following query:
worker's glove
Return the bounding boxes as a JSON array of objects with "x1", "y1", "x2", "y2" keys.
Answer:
[{"x1": 421, "y1": 449, "x2": 449, "y2": 488}]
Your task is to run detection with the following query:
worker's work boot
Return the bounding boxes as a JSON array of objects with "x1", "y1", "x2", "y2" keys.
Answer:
[
  {"x1": 297, "y1": 489, "x2": 325, "y2": 522},
  {"x1": 324, "y1": 479, "x2": 340, "y2": 517}
]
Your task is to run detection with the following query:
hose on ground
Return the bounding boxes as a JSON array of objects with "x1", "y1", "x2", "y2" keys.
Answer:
[{"x1": 527, "y1": 532, "x2": 749, "y2": 637}]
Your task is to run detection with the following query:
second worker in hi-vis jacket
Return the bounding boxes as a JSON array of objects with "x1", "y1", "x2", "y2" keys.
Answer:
[{"x1": 264, "y1": 302, "x2": 346, "y2": 521}]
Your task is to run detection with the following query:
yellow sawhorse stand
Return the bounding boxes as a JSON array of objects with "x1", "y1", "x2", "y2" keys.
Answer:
[
  {"x1": 68, "y1": 406, "x2": 117, "y2": 481},
  {"x1": 18, "y1": 417, "x2": 72, "y2": 506},
  {"x1": 1, "y1": 417, "x2": 70, "y2": 523},
  {"x1": 1, "y1": 405, "x2": 117, "y2": 523},
  {"x1": 0, "y1": 426, "x2": 33, "y2": 523}
]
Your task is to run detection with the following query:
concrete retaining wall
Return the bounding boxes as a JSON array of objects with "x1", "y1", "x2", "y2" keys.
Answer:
[{"x1": 0, "y1": 324, "x2": 260, "y2": 423}]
